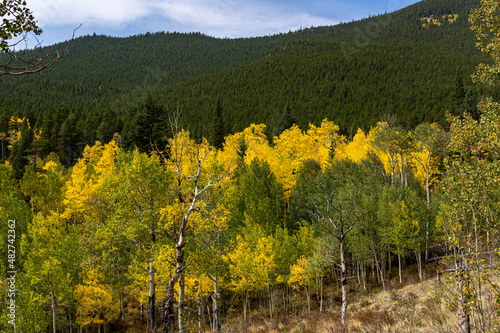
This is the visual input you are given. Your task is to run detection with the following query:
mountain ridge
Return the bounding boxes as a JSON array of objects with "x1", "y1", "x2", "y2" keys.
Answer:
[{"x1": 0, "y1": 0, "x2": 490, "y2": 155}]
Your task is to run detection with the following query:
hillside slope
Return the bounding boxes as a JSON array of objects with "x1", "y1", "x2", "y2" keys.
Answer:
[{"x1": 0, "y1": 0, "x2": 488, "y2": 151}]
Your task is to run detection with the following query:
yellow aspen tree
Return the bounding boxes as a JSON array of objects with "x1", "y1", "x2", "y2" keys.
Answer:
[
  {"x1": 386, "y1": 201, "x2": 421, "y2": 283},
  {"x1": 21, "y1": 213, "x2": 80, "y2": 333},
  {"x1": 74, "y1": 268, "x2": 119, "y2": 332},
  {"x1": 159, "y1": 128, "x2": 229, "y2": 333},
  {"x1": 288, "y1": 256, "x2": 317, "y2": 314},
  {"x1": 224, "y1": 232, "x2": 275, "y2": 326},
  {"x1": 63, "y1": 139, "x2": 120, "y2": 223},
  {"x1": 20, "y1": 159, "x2": 67, "y2": 216},
  {"x1": 411, "y1": 122, "x2": 448, "y2": 260},
  {"x1": 337, "y1": 128, "x2": 372, "y2": 163},
  {"x1": 99, "y1": 149, "x2": 173, "y2": 333}
]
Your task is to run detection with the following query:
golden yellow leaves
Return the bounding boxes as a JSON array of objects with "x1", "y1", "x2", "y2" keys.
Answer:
[
  {"x1": 288, "y1": 256, "x2": 315, "y2": 289},
  {"x1": 224, "y1": 235, "x2": 275, "y2": 293},
  {"x1": 74, "y1": 268, "x2": 119, "y2": 327},
  {"x1": 63, "y1": 139, "x2": 120, "y2": 221}
]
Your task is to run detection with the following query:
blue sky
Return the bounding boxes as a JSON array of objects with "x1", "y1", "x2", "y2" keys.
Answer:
[{"x1": 23, "y1": 0, "x2": 420, "y2": 46}]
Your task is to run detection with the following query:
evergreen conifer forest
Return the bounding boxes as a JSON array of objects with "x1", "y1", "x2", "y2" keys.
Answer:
[{"x1": 2, "y1": 0, "x2": 500, "y2": 332}]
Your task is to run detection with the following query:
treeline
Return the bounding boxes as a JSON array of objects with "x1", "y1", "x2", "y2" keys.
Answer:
[
  {"x1": 0, "y1": 0, "x2": 490, "y2": 144},
  {"x1": 1, "y1": 100, "x2": 499, "y2": 331}
]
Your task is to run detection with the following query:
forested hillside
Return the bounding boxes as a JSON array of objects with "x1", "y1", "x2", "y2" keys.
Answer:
[{"x1": 0, "y1": 0, "x2": 490, "y2": 161}]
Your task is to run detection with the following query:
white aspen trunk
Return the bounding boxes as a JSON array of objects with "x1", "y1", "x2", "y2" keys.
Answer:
[
  {"x1": 149, "y1": 261, "x2": 156, "y2": 333},
  {"x1": 198, "y1": 304, "x2": 202, "y2": 333},
  {"x1": 389, "y1": 154, "x2": 395, "y2": 185},
  {"x1": 456, "y1": 256, "x2": 470, "y2": 333},
  {"x1": 244, "y1": 289, "x2": 248, "y2": 326},
  {"x1": 398, "y1": 252, "x2": 402, "y2": 284},
  {"x1": 306, "y1": 285, "x2": 311, "y2": 315},
  {"x1": 374, "y1": 250, "x2": 386, "y2": 290},
  {"x1": 207, "y1": 304, "x2": 212, "y2": 331},
  {"x1": 361, "y1": 262, "x2": 366, "y2": 290},
  {"x1": 404, "y1": 153, "x2": 409, "y2": 187},
  {"x1": 248, "y1": 290, "x2": 252, "y2": 324},
  {"x1": 425, "y1": 152, "x2": 432, "y2": 261},
  {"x1": 213, "y1": 276, "x2": 221, "y2": 333},
  {"x1": 415, "y1": 248, "x2": 423, "y2": 281},
  {"x1": 400, "y1": 153, "x2": 404, "y2": 185},
  {"x1": 320, "y1": 276, "x2": 323, "y2": 312},
  {"x1": 50, "y1": 287, "x2": 56, "y2": 333},
  {"x1": 355, "y1": 260, "x2": 360, "y2": 284},
  {"x1": 268, "y1": 285, "x2": 273, "y2": 320},
  {"x1": 178, "y1": 274, "x2": 185, "y2": 333},
  {"x1": 340, "y1": 237, "x2": 347, "y2": 329}
]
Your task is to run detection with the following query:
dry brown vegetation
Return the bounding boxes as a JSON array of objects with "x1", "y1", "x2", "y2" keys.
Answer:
[{"x1": 208, "y1": 267, "x2": 496, "y2": 333}]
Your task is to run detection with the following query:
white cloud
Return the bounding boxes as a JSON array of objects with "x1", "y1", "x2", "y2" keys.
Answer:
[
  {"x1": 27, "y1": 0, "x2": 152, "y2": 27},
  {"x1": 25, "y1": 0, "x2": 338, "y2": 39}
]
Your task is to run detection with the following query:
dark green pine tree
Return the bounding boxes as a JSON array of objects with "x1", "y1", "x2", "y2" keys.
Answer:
[
  {"x1": 57, "y1": 113, "x2": 84, "y2": 166},
  {"x1": 9, "y1": 118, "x2": 34, "y2": 179},
  {"x1": 458, "y1": 88, "x2": 480, "y2": 121},
  {"x1": 448, "y1": 72, "x2": 466, "y2": 116},
  {"x1": 0, "y1": 113, "x2": 10, "y2": 162},
  {"x1": 126, "y1": 95, "x2": 168, "y2": 152},
  {"x1": 211, "y1": 97, "x2": 225, "y2": 149},
  {"x1": 275, "y1": 105, "x2": 296, "y2": 138}
]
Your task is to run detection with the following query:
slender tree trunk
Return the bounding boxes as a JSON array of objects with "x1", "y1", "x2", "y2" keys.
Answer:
[
  {"x1": 198, "y1": 303, "x2": 202, "y2": 333},
  {"x1": 340, "y1": 236, "x2": 347, "y2": 329},
  {"x1": 398, "y1": 252, "x2": 402, "y2": 284},
  {"x1": 268, "y1": 285, "x2": 273, "y2": 320},
  {"x1": 213, "y1": 276, "x2": 221, "y2": 333},
  {"x1": 160, "y1": 245, "x2": 184, "y2": 333},
  {"x1": 149, "y1": 260, "x2": 157, "y2": 333},
  {"x1": 320, "y1": 276, "x2": 323, "y2": 312},
  {"x1": 425, "y1": 152, "x2": 432, "y2": 261},
  {"x1": 400, "y1": 153, "x2": 404, "y2": 185},
  {"x1": 361, "y1": 262, "x2": 366, "y2": 290},
  {"x1": 141, "y1": 303, "x2": 144, "y2": 323},
  {"x1": 373, "y1": 249, "x2": 385, "y2": 290},
  {"x1": 120, "y1": 293, "x2": 124, "y2": 323},
  {"x1": 415, "y1": 248, "x2": 423, "y2": 281},
  {"x1": 178, "y1": 274, "x2": 185, "y2": 333},
  {"x1": 390, "y1": 154, "x2": 395, "y2": 185},
  {"x1": 306, "y1": 285, "x2": 311, "y2": 315},
  {"x1": 207, "y1": 304, "x2": 212, "y2": 331},
  {"x1": 244, "y1": 289, "x2": 248, "y2": 326},
  {"x1": 50, "y1": 286, "x2": 56, "y2": 333},
  {"x1": 456, "y1": 255, "x2": 470, "y2": 333}
]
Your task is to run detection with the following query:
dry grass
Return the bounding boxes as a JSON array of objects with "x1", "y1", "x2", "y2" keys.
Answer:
[{"x1": 215, "y1": 277, "x2": 460, "y2": 333}]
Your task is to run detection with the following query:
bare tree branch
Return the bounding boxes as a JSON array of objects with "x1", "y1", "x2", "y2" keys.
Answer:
[{"x1": 1, "y1": 24, "x2": 82, "y2": 76}]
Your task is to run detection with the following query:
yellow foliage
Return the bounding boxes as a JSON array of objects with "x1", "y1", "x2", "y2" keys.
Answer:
[
  {"x1": 288, "y1": 256, "x2": 315, "y2": 289},
  {"x1": 271, "y1": 119, "x2": 343, "y2": 198},
  {"x1": 242, "y1": 124, "x2": 272, "y2": 165},
  {"x1": 337, "y1": 128, "x2": 372, "y2": 163},
  {"x1": 184, "y1": 273, "x2": 213, "y2": 299},
  {"x1": 224, "y1": 235, "x2": 276, "y2": 293},
  {"x1": 74, "y1": 268, "x2": 119, "y2": 327},
  {"x1": 63, "y1": 140, "x2": 120, "y2": 221}
]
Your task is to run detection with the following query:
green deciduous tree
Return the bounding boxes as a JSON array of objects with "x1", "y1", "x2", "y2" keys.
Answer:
[
  {"x1": 308, "y1": 161, "x2": 371, "y2": 328},
  {"x1": 470, "y1": 0, "x2": 500, "y2": 85},
  {"x1": 439, "y1": 98, "x2": 500, "y2": 332}
]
